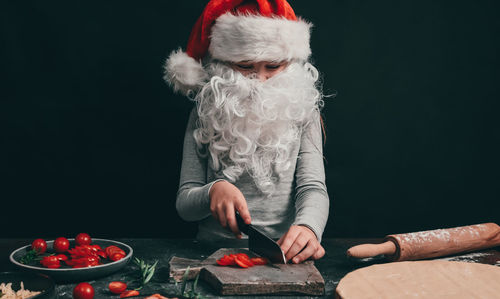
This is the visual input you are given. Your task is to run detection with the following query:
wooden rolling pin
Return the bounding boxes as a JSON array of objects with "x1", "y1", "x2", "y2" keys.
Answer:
[{"x1": 347, "y1": 223, "x2": 500, "y2": 261}]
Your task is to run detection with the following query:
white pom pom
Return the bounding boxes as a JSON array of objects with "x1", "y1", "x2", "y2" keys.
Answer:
[{"x1": 163, "y1": 50, "x2": 208, "y2": 96}]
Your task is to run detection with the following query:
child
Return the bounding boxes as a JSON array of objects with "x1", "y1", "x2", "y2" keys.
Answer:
[{"x1": 164, "y1": 0, "x2": 329, "y2": 264}]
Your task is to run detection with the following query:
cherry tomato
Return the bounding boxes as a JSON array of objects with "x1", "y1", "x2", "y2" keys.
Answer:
[
  {"x1": 73, "y1": 282, "x2": 94, "y2": 299},
  {"x1": 54, "y1": 237, "x2": 70, "y2": 253},
  {"x1": 120, "y1": 290, "x2": 139, "y2": 298},
  {"x1": 108, "y1": 281, "x2": 127, "y2": 294},
  {"x1": 75, "y1": 233, "x2": 92, "y2": 246},
  {"x1": 31, "y1": 239, "x2": 47, "y2": 254}
]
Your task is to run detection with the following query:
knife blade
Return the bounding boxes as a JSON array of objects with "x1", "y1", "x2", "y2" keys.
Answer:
[{"x1": 235, "y1": 211, "x2": 287, "y2": 264}]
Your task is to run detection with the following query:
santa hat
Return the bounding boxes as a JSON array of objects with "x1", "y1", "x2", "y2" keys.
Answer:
[{"x1": 164, "y1": 0, "x2": 312, "y2": 95}]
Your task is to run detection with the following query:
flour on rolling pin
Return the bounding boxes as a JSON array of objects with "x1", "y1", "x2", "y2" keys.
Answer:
[
  {"x1": 347, "y1": 223, "x2": 500, "y2": 262},
  {"x1": 396, "y1": 224, "x2": 489, "y2": 244}
]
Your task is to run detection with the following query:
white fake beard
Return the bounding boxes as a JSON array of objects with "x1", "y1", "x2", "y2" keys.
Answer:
[{"x1": 193, "y1": 60, "x2": 323, "y2": 195}]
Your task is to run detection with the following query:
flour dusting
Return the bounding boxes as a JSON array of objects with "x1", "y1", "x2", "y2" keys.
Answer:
[
  {"x1": 396, "y1": 224, "x2": 487, "y2": 244},
  {"x1": 438, "y1": 252, "x2": 491, "y2": 262}
]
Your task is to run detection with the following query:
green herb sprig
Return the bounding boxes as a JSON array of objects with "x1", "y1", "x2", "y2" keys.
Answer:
[
  {"x1": 133, "y1": 257, "x2": 158, "y2": 290},
  {"x1": 173, "y1": 267, "x2": 206, "y2": 299},
  {"x1": 19, "y1": 250, "x2": 51, "y2": 265},
  {"x1": 19, "y1": 250, "x2": 38, "y2": 265}
]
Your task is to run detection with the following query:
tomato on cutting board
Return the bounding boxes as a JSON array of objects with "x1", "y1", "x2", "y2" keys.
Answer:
[
  {"x1": 216, "y1": 254, "x2": 236, "y2": 266},
  {"x1": 250, "y1": 257, "x2": 268, "y2": 265},
  {"x1": 234, "y1": 254, "x2": 254, "y2": 268},
  {"x1": 216, "y1": 252, "x2": 268, "y2": 268}
]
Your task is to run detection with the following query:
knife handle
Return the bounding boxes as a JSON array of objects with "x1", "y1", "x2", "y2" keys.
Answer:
[{"x1": 235, "y1": 211, "x2": 250, "y2": 235}]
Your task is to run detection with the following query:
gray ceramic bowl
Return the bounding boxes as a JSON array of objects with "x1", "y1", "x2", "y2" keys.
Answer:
[
  {"x1": 0, "y1": 271, "x2": 55, "y2": 299},
  {"x1": 10, "y1": 238, "x2": 133, "y2": 283}
]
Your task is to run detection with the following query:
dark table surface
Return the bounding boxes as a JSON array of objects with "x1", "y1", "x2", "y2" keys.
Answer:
[{"x1": 1, "y1": 238, "x2": 500, "y2": 298}]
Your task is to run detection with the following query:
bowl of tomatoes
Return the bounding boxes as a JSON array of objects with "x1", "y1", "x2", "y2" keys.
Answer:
[{"x1": 9, "y1": 234, "x2": 133, "y2": 283}]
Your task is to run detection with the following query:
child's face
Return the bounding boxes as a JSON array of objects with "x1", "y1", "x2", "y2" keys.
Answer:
[{"x1": 229, "y1": 61, "x2": 289, "y2": 81}]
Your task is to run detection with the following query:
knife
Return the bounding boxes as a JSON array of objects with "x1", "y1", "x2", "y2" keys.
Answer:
[{"x1": 235, "y1": 211, "x2": 287, "y2": 264}]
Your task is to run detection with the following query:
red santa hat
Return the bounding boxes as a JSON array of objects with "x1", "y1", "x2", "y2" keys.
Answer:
[{"x1": 164, "y1": 0, "x2": 312, "y2": 95}]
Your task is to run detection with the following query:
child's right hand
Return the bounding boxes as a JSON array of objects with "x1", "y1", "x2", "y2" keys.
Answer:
[{"x1": 209, "y1": 180, "x2": 252, "y2": 238}]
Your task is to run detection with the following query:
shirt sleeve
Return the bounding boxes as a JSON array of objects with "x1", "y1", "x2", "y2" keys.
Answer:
[
  {"x1": 292, "y1": 113, "x2": 330, "y2": 242},
  {"x1": 176, "y1": 108, "x2": 216, "y2": 221}
]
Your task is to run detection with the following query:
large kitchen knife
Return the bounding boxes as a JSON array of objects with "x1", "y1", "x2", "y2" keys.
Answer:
[{"x1": 235, "y1": 211, "x2": 287, "y2": 264}]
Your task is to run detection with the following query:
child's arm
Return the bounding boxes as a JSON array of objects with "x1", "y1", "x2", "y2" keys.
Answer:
[
  {"x1": 175, "y1": 108, "x2": 216, "y2": 221},
  {"x1": 209, "y1": 180, "x2": 252, "y2": 238},
  {"x1": 176, "y1": 109, "x2": 252, "y2": 237},
  {"x1": 279, "y1": 113, "x2": 330, "y2": 263},
  {"x1": 292, "y1": 113, "x2": 330, "y2": 240}
]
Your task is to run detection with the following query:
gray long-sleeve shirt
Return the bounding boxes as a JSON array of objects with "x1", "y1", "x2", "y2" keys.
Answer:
[{"x1": 176, "y1": 108, "x2": 329, "y2": 242}]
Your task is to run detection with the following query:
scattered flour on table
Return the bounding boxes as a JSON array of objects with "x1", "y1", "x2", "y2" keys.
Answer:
[{"x1": 438, "y1": 252, "x2": 491, "y2": 262}]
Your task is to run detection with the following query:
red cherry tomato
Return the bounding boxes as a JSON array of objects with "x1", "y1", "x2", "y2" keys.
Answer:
[
  {"x1": 73, "y1": 282, "x2": 94, "y2": 299},
  {"x1": 120, "y1": 290, "x2": 139, "y2": 298},
  {"x1": 31, "y1": 239, "x2": 47, "y2": 254},
  {"x1": 53, "y1": 237, "x2": 70, "y2": 253},
  {"x1": 75, "y1": 233, "x2": 92, "y2": 246},
  {"x1": 108, "y1": 281, "x2": 127, "y2": 294}
]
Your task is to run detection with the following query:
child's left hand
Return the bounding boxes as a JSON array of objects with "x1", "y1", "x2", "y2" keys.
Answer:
[{"x1": 277, "y1": 225, "x2": 325, "y2": 264}]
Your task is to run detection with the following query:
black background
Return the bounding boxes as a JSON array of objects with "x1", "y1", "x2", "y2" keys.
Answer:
[{"x1": 1, "y1": 0, "x2": 499, "y2": 239}]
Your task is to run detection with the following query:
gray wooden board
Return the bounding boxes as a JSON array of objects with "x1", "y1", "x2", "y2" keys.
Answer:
[{"x1": 170, "y1": 248, "x2": 325, "y2": 296}]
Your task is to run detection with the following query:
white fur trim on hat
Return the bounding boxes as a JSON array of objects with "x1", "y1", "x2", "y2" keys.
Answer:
[
  {"x1": 163, "y1": 49, "x2": 208, "y2": 95},
  {"x1": 209, "y1": 13, "x2": 312, "y2": 62}
]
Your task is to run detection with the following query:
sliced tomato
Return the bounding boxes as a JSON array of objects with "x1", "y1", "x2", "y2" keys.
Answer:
[
  {"x1": 216, "y1": 259, "x2": 229, "y2": 266},
  {"x1": 250, "y1": 257, "x2": 268, "y2": 265},
  {"x1": 110, "y1": 252, "x2": 125, "y2": 261},
  {"x1": 91, "y1": 244, "x2": 102, "y2": 251},
  {"x1": 120, "y1": 290, "x2": 139, "y2": 298},
  {"x1": 97, "y1": 250, "x2": 107, "y2": 259},
  {"x1": 144, "y1": 294, "x2": 169, "y2": 299},
  {"x1": 235, "y1": 253, "x2": 250, "y2": 259},
  {"x1": 108, "y1": 281, "x2": 127, "y2": 294},
  {"x1": 106, "y1": 245, "x2": 125, "y2": 258},
  {"x1": 236, "y1": 254, "x2": 254, "y2": 266},
  {"x1": 234, "y1": 255, "x2": 254, "y2": 268},
  {"x1": 40, "y1": 256, "x2": 61, "y2": 268},
  {"x1": 55, "y1": 254, "x2": 68, "y2": 261},
  {"x1": 216, "y1": 254, "x2": 235, "y2": 266}
]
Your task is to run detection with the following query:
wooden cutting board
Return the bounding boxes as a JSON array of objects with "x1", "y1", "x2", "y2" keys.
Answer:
[{"x1": 169, "y1": 248, "x2": 325, "y2": 295}]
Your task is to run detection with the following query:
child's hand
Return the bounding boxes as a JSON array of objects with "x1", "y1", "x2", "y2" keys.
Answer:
[
  {"x1": 209, "y1": 180, "x2": 252, "y2": 238},
  {"x1": 277, "y1": 225, "x2": 325, "y2": 264}
]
